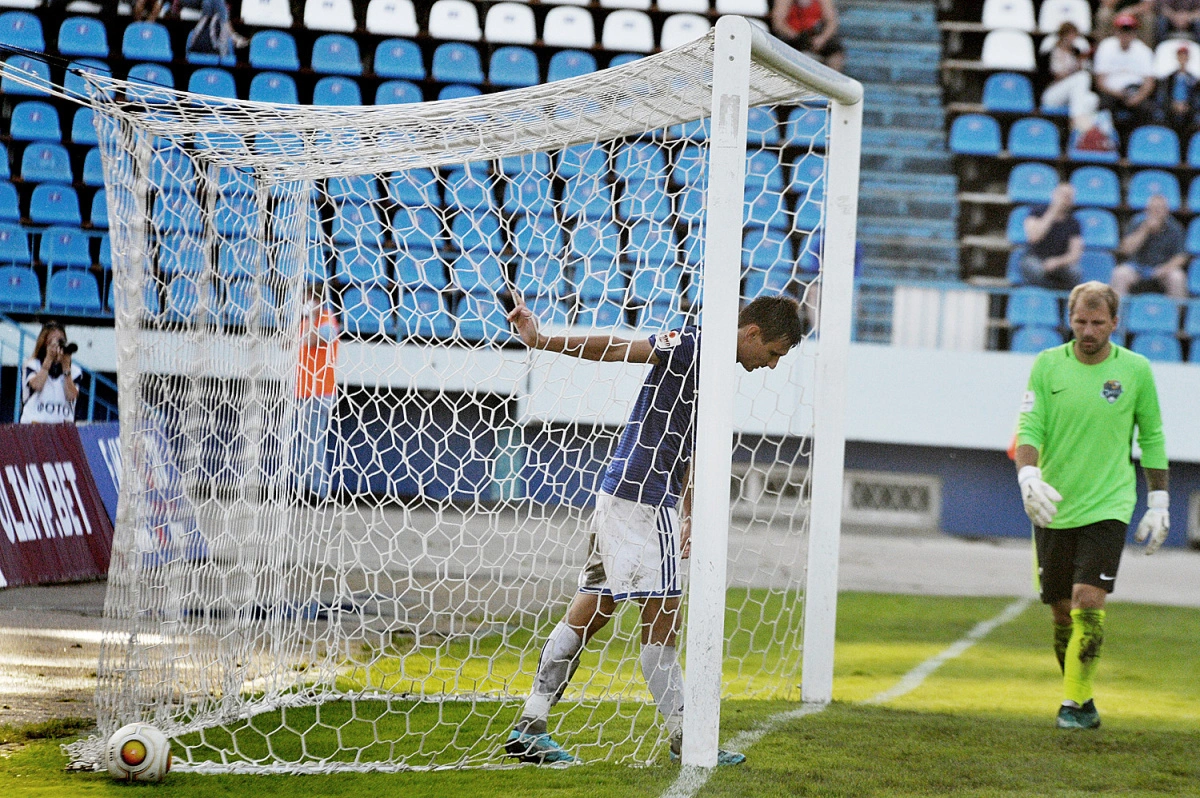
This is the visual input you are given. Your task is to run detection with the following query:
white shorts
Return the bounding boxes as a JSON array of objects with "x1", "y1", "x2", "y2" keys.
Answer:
[{"x1": 578, "y1": 492, "x2": 682, "y2": 601}]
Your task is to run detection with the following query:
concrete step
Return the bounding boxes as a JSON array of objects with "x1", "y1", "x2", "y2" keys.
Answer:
[
  {"x1": 860, "y1": 235, "x2": 960, "y2": 266},
  {"x1": 844, "y1": 40, "x2": 942, "y2": 68},
  {"x1": 841, "y1": 2, "x2": 940, "y2": 43},
  {"x1": 845, "y1": 61, "x2": 941, "y2": 86},
  {"x1": 862, "y1": 127, "x2": 946, "y2": 152},
  {"x1": 861, "y1": 148, "x2": 951, "y2": 173},
  {"x1": 859, "y1": 193, "x2": 958, "y2": 221},
  {"x1": 864, "y1": 104, "x2": 945, "y2": 130},
  {"x1": 862, "y1": 82, "x2": 944, "y2": 108},
  {"x1": 859, "y1": 216, "x2": 958, "y2": 241}
]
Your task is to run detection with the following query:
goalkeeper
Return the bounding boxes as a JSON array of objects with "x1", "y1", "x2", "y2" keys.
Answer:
[
  {"x1": 1015, "y1": 281, "x2": 1170, "y2": 731},
  {"x1": 503, "y1": 295, "x2": 803, "y2": 765}
]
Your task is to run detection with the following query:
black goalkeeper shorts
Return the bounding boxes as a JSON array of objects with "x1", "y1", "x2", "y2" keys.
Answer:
[{"x1": 1034, "y1": 519, "x2": 1127, "y2": 604}]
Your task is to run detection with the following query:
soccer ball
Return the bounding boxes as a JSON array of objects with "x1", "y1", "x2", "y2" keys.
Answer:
[{"x1": 106, "y1": 722, "x2": 172, "y2": 783}]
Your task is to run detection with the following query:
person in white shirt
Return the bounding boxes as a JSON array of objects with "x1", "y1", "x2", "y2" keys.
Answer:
[
  {"x1": 1092, "y1": 12, "x2": 1157, "y2": 140},
  {"x1": 21, "y1": 320, "x2": 82, "y2": 424}
]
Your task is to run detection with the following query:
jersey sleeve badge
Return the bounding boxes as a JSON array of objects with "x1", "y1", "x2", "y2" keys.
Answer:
[
  {"x1": 655, "y1": 329, "x2": 682, "y2": 349},
  {"x1": 1020, "y1": 391, "x2": 1035, "y2": 413}
]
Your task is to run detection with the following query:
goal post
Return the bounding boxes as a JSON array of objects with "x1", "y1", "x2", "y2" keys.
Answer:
[{"x1": 55, "y1": 19, "x2": 862, "y2": 773}]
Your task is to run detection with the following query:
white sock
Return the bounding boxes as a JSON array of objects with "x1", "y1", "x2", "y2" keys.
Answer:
[
  {"x1": 640, "y1": 642, "x2": 684, "y2": 738},
  {"x1": 518, "y1": 622, "x2": 583, "y2": 732}
]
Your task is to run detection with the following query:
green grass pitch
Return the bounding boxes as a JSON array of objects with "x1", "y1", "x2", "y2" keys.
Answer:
[{"x1": 3, "y1": 592, "x2": 1199, "y2": 797}]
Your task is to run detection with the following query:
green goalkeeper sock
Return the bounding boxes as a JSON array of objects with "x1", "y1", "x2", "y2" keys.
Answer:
[
  {"x1": 1054, "y1": 622, "x2": 1073, "y2": 674},
  {"x1": 1063, "y1": 609, "x2": 1105, "y2": 705}
]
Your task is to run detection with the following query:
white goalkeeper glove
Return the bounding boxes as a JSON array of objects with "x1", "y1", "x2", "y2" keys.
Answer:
[
  {"x1": 1018, "y1": 466, "x2": 1062, "y2": 528},
  {"x1": 1135, "y1": 490, "x2": 1170, "y2": 556}
]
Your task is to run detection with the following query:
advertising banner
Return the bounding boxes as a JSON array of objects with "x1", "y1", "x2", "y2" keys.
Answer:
[{"x1": 76, "y1": 421, "x2": 120, "y2": 526}]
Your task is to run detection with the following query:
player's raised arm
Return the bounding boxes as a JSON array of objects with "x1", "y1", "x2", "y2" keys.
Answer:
[{"x1": 507, "y1": 302, "x2": 658, "y2": 364}]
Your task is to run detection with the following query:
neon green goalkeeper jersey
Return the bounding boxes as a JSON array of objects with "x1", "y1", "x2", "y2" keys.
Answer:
[{"x1": 1017, "y1": 343, "x2": 1167, "y2": 528}]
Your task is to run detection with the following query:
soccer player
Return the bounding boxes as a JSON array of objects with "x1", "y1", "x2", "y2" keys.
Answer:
[
  {"x1": 503, "y1": 295, "x2": 804, "y2": 764},
  {"x1": 1015, "y1": 281, "x2": 1170, "y2": 730}
]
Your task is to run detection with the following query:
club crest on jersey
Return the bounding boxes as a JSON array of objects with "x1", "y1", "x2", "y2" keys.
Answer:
[
  {"x1": 1102, "y1": 380, "x2": 1123, "y2": 403},
  {"x1": 655, "y1": 329, "x2": 682, "y2": 349}
]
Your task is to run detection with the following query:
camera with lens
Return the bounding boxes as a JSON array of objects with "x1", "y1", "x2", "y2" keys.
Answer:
[{"x1": 63, "y1": 342, "x2": 78, "y2": 355}]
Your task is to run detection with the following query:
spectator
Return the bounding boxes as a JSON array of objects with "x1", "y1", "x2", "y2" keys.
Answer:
[
  {"x1": 1155, "y1": 0, "x2": 1200, "y2": 43},
  {"x1": 770, "y1": 0, "x2": 845, "y2": 73},
  {"x1": 181, "y1": 0, "x2": 249, "y2": 58},
  {"x1": 1095, "y1": 0, "x2": 1155, "y2": 45},
  {"x1": 1020, "y1": 184, "x2": 1084, "y2": 290},
  {"x1": 133, "y1": 0, "x2": 163, "y2": 21},
  {"x1": 1111, "y1": 193, "x2": 1190, "y2": 297},
  {"x1": 21, "y1": 321, "x2": 81, "y2": 424},
  {"x1": 1040, "y1": 22, "x2": 1098, "y2": 132},
  {"x1": 294, "y1": 283, "x2": 339, "y2": 501},
  {"x1": 1158, "y1": 44, "x2": 1199, "y2": 136},
  {"x1": 1092, "y1": 13, "x2": 1157, "y2": 142}
]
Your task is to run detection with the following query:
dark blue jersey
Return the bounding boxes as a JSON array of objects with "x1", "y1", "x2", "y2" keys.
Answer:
[{"x1": 600, "y1": 326, "x2": 698, "y2": 508}]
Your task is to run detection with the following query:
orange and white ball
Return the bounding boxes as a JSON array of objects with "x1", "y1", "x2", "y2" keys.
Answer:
[{"x1": 106, "y1": 722, "x2": 172, "y2": 783}]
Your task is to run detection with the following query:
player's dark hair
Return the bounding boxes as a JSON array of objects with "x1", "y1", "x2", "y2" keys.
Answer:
[
  {"x1": 738, "y1": 296, "x2": 804, "y2": 347},
  {"x1": 1067, "y1": 281, "x2": 1118, "y2": 320},
  {"x1": 33, "y1": 320, "x2": 66, "y2": 361}
]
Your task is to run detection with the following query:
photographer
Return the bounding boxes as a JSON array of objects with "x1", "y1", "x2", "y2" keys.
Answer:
[{"x1": 21, "y1": 321, "x2": 82, "y2": 424}]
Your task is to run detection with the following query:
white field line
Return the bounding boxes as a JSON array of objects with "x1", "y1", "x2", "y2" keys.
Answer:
[{"x1": 658, "y1": 596, "x2": 1033, "y2": 798}]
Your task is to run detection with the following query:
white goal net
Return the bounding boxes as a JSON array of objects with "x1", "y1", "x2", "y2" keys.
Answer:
[{"x1": 64, "y1": 18, "x2": 861, "y2": 772}]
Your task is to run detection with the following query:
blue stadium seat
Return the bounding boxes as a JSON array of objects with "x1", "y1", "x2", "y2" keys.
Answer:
[
  {"x1": 90, "y1": 189, "x2": 109, "y2": 229},
  {"x1": 622, "y1": 220, "x2": 677, "y2": 271},
  {"x1": 30, "y1": 184, "x2": 81, "y2": 226},
  {"x1": 328, "y1": 174, "x2": 380, "y2": 201},
  {"x1": 674, "y1": 144, "x2": 708, "y2": 187},
  {"x1": 0, "y1": 11, "x2": 43, "y2": 52},
  {"x1": 793, "y1": 191, "x2": 823, "y2": 232},
  {"x1": 343, "y1": 285, "x2": 397, "y2": 337},
  {"x1": 666, "y1": 117, "x2": 709, "y2": 142},
  {"x1": 455, "y1": 290, "x2": 513, "y2": 343},
  {"x1": 39, "y1": 225, "x2": 91, "y2": 268},
  {"x1": 45, "y1": 268, "x2": 101, "y2": 313},
  {"x1": 527, "y1": 296, "x2": 571, "y2": 326},
  {"x1": 784, "y1": 108, "x2": 827, "y2": 149},
  {"x1": 516, "y1": 250, "x2": 566, "y2": 295},
  {"x1": 19, "y1": 141, "x2": 70, "y2": 183},
  {"x1": 312, "y1": 33, "x2": 362, "y2": 75},
  {"x1": 1074, "y1": 208, "x2": 1119, "y2": 250},
  {"x1": 394, "y1": 250, "x2": 447, "y2": 288},
  {"x1": 1185, "y1": 298, "x2": 1200, "y2": 335},
  {"x1": 0, "y1": 265, "x2": 39, "y2": 310},
  {"x1": 185, "y1": 42, "x2": 236, "y2": 67},
  {"x1": 574, "y1": 298, "x2": 625, "y2": 327},
  {"x1": 392, "y1": 206, "x2": 445, "y2": 254},
  {"x1": 512, "y1": 213, "x2": 564, "y2": 259},
  {"x1": 376, "y1": 79, "x2": 423, "y2": 104},
  {"x1": 438, "y1": 84, "x2": 480, "y2": 100},
  {"x1": 162, "y1": 276, "x2": 216, "y2": 325},
  {"x1": 745, "y1": 189, "x2": 789, "y2": 230},
  {"x1": 57, "y1": 16, "x2": 107, "y2": 58},
  {"x1": 574, "y1": 263, "x2": 626, "y2": 304},
  {"x1": 1008, "y1": 162, "x2": 1058, "y2": 203},
  {"x1": 1127, "y1": 125, "x2": 1180, "y2": 167},
  {"x1": 949, "y1": 114, "x2": 1002, "y2": 155},
  {"x1": 0, "y1": 181, "x2": 17, "y2": 222},
  {"x1": 1069, "y1": 166, "x2": 1120, "y2": 208},
  {"x1": 444, "y1": 168, "x2": 493, "y2": 211},
  {"x1": 637, "y1": 300, "x2": 685, "y2": 331},
  {"x1": 1079, "y1": 249, "x2": 1116, "y2": 284},
  {"x1": 982, "y1": 71, "x2": 1034, "y2": 113},
  {"x1": 614, "y1": 142, "x2": 668, "y2": 184},
  {"x1": 628, "y1": 261, "x2": 684, "y2": 305},
  {"x1": 397, "y1": 287, "x2": 455, "y2": 339},
  {"x1": 790, "y1": 152, "x2": 824, "y2": 194},
  {"x1": 0, "y1": 225, "x2": 31, "y2": 265},
  {"x1": 617, "y1": 179, "x2": 672, "y2": 222},
  {"x1": 562, "y1": 173, "x2": 613, "y2": 219},
  {"x1": 374, "y1": 38, "x2": 424, "y2": 79},
  {"x1": 503, "y1": 171, "x2": 554, "y2": 215},
  {"x1": 64, "y1": 59, "x2": 111, "y2": 101},
  {"x1": 214, "y1": 195, "x2": 260, "y2": 237},
  {"x1": 150, "y1": 146, "x2": 196, "y2": 192},
  {"x1": 489, "y1": 46, "x2": 539, "y2": 88},
  {"x1": 1007, "y1": 286, "x2": 1059, "y2": 327},
  {"x1": 1126, "y1": 294, "x2": 1179, "y2": 334},
  {"x1": 250, "y1": 30, "x2": 300, "y2": 71},
  {"x1": 746, "y1": 107, "x2": 779, "y2": 145},
  {"x1": 568, "y1": 216, "x2": 620, "y2": 262},
  {"x1": 498, "y1": 152, "x2": 551, "y2": 175},
  {"x1": 331, "y1": 200, "x2": 384, "y2": 246},
  {"x1": 449, "y1": 208, "x2": 504, "y2": 253},
  {"x1": 313, "y1": 76, "x2": 361, "y2": 105},
  {"x1": 547, "y1": 49, "x2": 595, "y2": 82},
  {"x1": 745, "y1": 150, "x2": 784, "y2": 193},
  {"x1": 1131, "y1": 333, "x2": 1181, "y2": 361},
  {"x1": 386, "y1": 168, "x2": 440, "y2": 207},
  {"x1": 609, "y1": 53, "x2": 641, "y2": 68},
  {"x1": 1008, "y1": 117, "x2": 1060, "y2": 159},
  {"x1": 223, "y1": 280, "x2": 277, "y2": 329},
  {"x1": 742, "y1": 227, "x2": 793, "y2": 272},
  {"x1": 126, "y1": 63, "x2": 175, "y2": 104},
  {"x1": 157, "y1": 235, "x2": 206, "y2": 276},
  {"x1": 9, "y1": 101, "x2": 60, "y2": 142},
  {"x1": 1011, "y1": 325, "x2": 1061, "y2": 352},
  {"x1": 70, "y1": 108, "x2": 98, "y2": 145},
  {"x1": 1006, "y1": 205, "x2": 1032, "y2": 244},
  {"x1": 1127, "y1": 169, "x2": 1181, "y2": 211},
  {"x1": 249, "y1": 72, "x2": 298, "y2": 103},
  {"x1": 2, "y1": 55, "x2": 50, "y2": 96},
  {"x1": 153, "y1": 191, "x2": 204, "y2": 234},
  {"x1": 122, "y1": 22, "x2": 172, "y2": 63},
  {"x1": 432, "y1": 42, "x2": 484, "y2": 84},
  {"x1": 1188, "y1": 131, "x2": 1200, "y2": 168},
  {"x1": 99, "y1": 233, "x2": 110, "y2": 269},
  {"x1": 451, "y1": 251, "x2": 507, "y2": 293},
  {"x1": 188, "y1": 68, "x2": 237, "y2": 99},
  {"x1": 334, "y1": 243, "x2": 390, "y2": 284},
  {"x1": 82, "y1": 148, "x2": 104, "y2": 186},
  {"x1": 1066, "y1": 128, "x2": 1119, "y2": 163},
  {"x1": 557, "y1": 143, "x2": 607, "y2": 179},
  {"x1": 1186, "y1": 218, "x2": 1200, "y2": 257}
]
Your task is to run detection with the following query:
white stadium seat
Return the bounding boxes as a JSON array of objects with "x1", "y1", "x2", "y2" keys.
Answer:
[
  {"x1": 484, "y1": 2, "x2": 537, "y2": 44},
  {"x1": 601, "y1": 9, "x2": 655, "y2": 52},
  {"x1": 365, "y1": 0, "x2": 419, "y2": 36},
  {"x1": 660, "y1": 13, "x2": 710, "y2": 49},
  {"x1": 304, "y1": 0, "x2": 356, "y2": 32},
  {"x1": 428, "y1": 0, "x2": 482, "y2": 41},
  {"x1": 981, "y1": 0, "x2": 1035, "y2": 32},
  {"x1": 242, "y1": 0, "x2": 294, "y2": 28},
  {"x1": 657, "y1": 0, "x2": 709, "y2": 13},
  {"x1": 600, "y1": 0, "x2": 651, "y2": 10},
  {"x1": 980, "y1": 29, "x2": 1036, "y2": 71},
  {"x1": 1037, "y1": 0, "x2": 1091, "y2": 34},
  {"x1": 1154, "y1": 39, "x2": 1200, "y2": 78},
  {"x1": 543, "y1": 6, "x2": 596, "y2": 48},
  {"x1": 541, "y1": 0, "x2": 589, "y2": 6},
  {"x1": 714, "y1": 0, "x2": 768, "y2": 16}
]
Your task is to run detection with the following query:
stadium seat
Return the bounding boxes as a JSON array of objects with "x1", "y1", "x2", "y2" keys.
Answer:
[
  {"x1": 21, "y1": 142, "x2": 73, "y2": 183},
  {"x1": 622, "y1": 219, "x2": 677, "y2": 271},
  {"x1": 0, "y1": 225, "x2": 31, "y2": 265},
  {"x1": 980, "y1": 30, "x2": 1036, "y2": 71},
  {"x1": 64, "y1": 59, "x2": 111, "y2": 102},
  {"x1": 387, "y1": 168, "x2": 440, "y2": 207},
  {"x1": 1131, "y1": 333, "x2": 1182, "y2": 361},
  {"x1": 543, "y1": 7, "x2": 595, "y2": 48},
  {"x1": 981, "y1": 0, "x2": 1035, "y2": 31},
  {"x1": 153, "y1": 191, "x2": 204, "y2": 234},
  {"x1": 742, "y1": 227, "x2": 793, "y2": 273},
  {"x1": 313, "y1": 76, "x2": 361, "y2": 105},
  {"x1": 1127, "y1": 125, "x2": 1180, "y2": 167},
  {"x1": 30, "y1": 184, "x2": 81, "y2": 226},
  {"x1": 949, "y1": 114, "x2": 1002, "y2": 155},
  {"x1": 392, "y1": 206, "x2": 444, "y2": 253},
  {"x1": 1006, "y1": 205, "x2": 1032, "y2": 245},
  {"x1": 57, "y1": 16, "x2": 106, "y2": 58},
  {"x1": 503, "y1": 170, "x2": 554, "y2": 214},
  {"x1": 557, "y1": 143, "x2": 608, "y2": 178},
  {"x1": 485, "y1": 2, "x2": 536, "y2": 44},
  {"x1": 547, "y1": 49, "x2": 596, "y2": 81},
  {"x1": 1074, "y1": 208, "x2": 1119, "y2": 250},
  {"x1": 1011, "y1": 325, "x2": 1061, "y2": 352},
  {"x1": 609, "y1": 53, "x2": 642, "y2": 68},
  {"x1": 249, "y1": 30, "x2": 300, "y2": 71},
  {"x1": 0, "y1": 182, "x2": 17, "y2": 222},
  {"x1": 69, "y1": 108, "x2": 98, "y2": 147},
  {"x1": 602, "y1": 10, "x2": 655, "y2": 53},
  {"x1": 188, "y1": 68, "x2": 237, "y2": 99},
  {"x1": 562, "y1": 173, "x2": 613, "y2": 219},
  {"x1": 1127, "y1": 169, "x2": 1181, "y2": 210},
  {"x1": 746, "y1": 107, "x2": 780, "y2": 146},
  {"x1": 489, "y1": 46, "x2": 539, "y2": 87},
  {"x1": 428, "y1": 0, "x2": 482, "y2": 41},
  {"x1": 502, "y1": 153, "x2": 555, "y2": 180},
  {"x1": 673, "y1": 144, "x2": 708, "y2": 187},
  {"x1": 785, "y1": 108, "x2": 827, "y2": 150},
  {"x1": 574, "y1": 298, "x2": 625, "y2": 328},
  {"x1": 660, "y1": 13, "x2": 710, "y2": 49},
  {"x1": 223, "y1": 280, "x2": 278, "y2": 329},
  {"x1": 792, "y1": 193, "x2": 823, "y2": 232},
  {"x1": 163, "y1": 276, "x2": 217, "y2": 326},
  {"x1": 343, "y1": 285, "x2": 398, "y2": 337},
  {"x1": 45, "y1": 268, "x2": 101, "y2": 313},
  {"x1": 213, "y1": 195, "x2": 261, "y2": 238},
  {"x1": 1079, "y1": 249, "x2": 1116, "y2": 284},
  {"x1": 661, "y1": 0, "x2": 709, "y2": 9},
  {"x1": 241, "y1": 0, "x2": 294, "y2": 28},
  {"x1": 39, "y1": 226, "x2": 91, "y2": 269},
  {"x1": 601, "y1": 0, "x2": 651, "y2": 8},
  {"x1": 1126, "y1": 294, "x2": 1179, "y2": 334},
  {"x1": 1153, "y1": 39, "x2": 1200, "y2": 80},
  {"x1": 982, "y1": 72, "x2": 1035, "y2": 113},
  {"x1": 365, "y1": 0, "x2": 419, "y2": 35},
  {"x1": 615, "y1": 142, "x2": 668, "y2": 184},
  {"x1": 376, "y1": 80, "x2": 423, "y2": 104},
  {"x1": 1186, "y1": 132, "x2": 1200, "y2": 168},
  {"x1": 395, "y1": 248, "x2": 447, "y2": 288},
  {"x1": 512, "y1": 214, "x2": 565, "y2": 260},
  {"x1": 1038, "y1": 0, "x2": 1091, "y2": 34},
  {"x1": 444, "y1": 168, "x2": 492, "y2": 211},
  {"x1": 574, "y1": 257, "x2": 627, "y2": 303},
  {"x1": 745, "y1": 149, "x2": 784, "y2": 193},
  {"x1": 156, "y1": 235, "x2": 206, "y2": 277},
  {"x1": 126, "y1": 63, "x2": 175, "y2": 104},
  {"x1": 438, "y1": 84, "x2": 480, "y2": 100},
  {"x1": 449, "y1": 209, "x2": 504, "y2": 254},
  {"x1": 2, "y1": 55, "x2": 50, "y2": 96},
  {"x1": 122, "y1": 22, "x2": 171, "y2": 63},
  {"x1": 250, "y1": 72, "x2": 298, "y2": 103},
  {"x1": 451, "y1": 250, "x2": 506, "y2": 293},
  {"x1": 526, "y1": 296, "x2": 572, "y2": 327},
  {"x1": 0, "y1": 264, "x2": 39, "y2": 310},
  {"x1": 397, "y1": 287, "x2": 454, "y2": 339},
  {"x1": 9, "y1": 101, "x2": 60, "y2": 142},
  {"x1": 432, "y1": 42, "x2": 484, "y2": 84},
  {"x1": 329, "y1": 174, "x2": 380, "y2": 201},
  {"x1": 1007, "y1": 163, "x2": 1059, "y2": 204},
  {"x1": 305, "y1": 0, "x2": 356, "y2": 32},
  {"x1": 1066, "y1": 128, "x2": 1119, "y2": 163},
  {"x1": 1008, "y1": 117, "x2": 1060, "y2": 159},
  {"x1": 311, "y1": 34, "x2": 362, "y2": 75},
  {"x1": 629, "y1": 259, "x2": 684, "y2": 305},
  {"x1": 456, "y1": 290, "x2": 513, "y2": 343},
  {"x1": 1185, "y1": 297, "x2": 1200, "y2": 334},
  {"x1": 332, "y1": 200, "x2": 384, "y2": 246},
  {"x1": 150, "y1": 146, "x2": 196, "y2": 192},
  {"x1": 569, "y1": 217, "x2": 620, "y2": 265},
  {"x1": 0, "y1": 11, "x2": 42, "y2": 52},
  {"x1": 90, "y1": 189, "x2": 109, "y2": 229},
  {"x1": 374, "y1": 39, "x2": 424, "y2": 80},
  {"x1": 334, "y1": 243, "x2": 390, "y2": 284},
  {"x1": 1069, "y1": 166, "x2": 1120, "y2": 208},
  {"x1": 619, "y1": 179, "x2": 673, "y2": 221}
]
